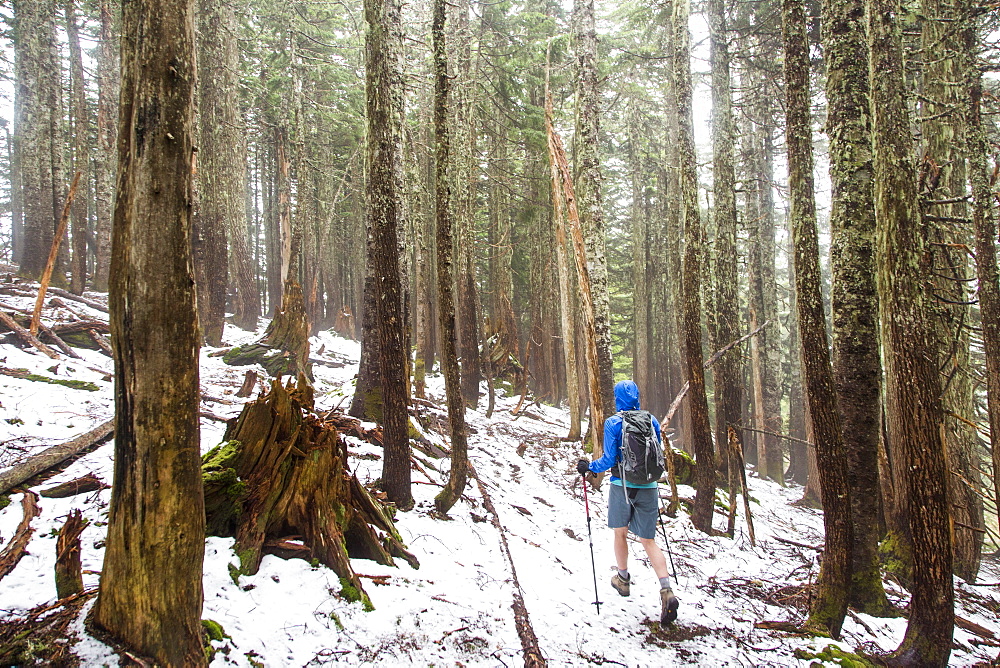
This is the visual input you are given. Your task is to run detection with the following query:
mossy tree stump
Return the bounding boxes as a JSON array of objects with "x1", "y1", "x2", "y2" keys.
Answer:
[{"x1": 203, "y1": 378, "x2": 417, "y2": 607}]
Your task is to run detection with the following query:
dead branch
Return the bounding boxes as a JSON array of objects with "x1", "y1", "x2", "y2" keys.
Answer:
[
  {"x1": 774, "y1": 536, "x2": 823, "y2": 551},
  {"x1": 0, "y1": 492, "x2": 41, "y2": 582},
  {"x1": 87, "y1": 329, "x2": 113, "y2": 356},
  {"x1": 0, "y1": 420, "x2": 114, "y2": 495},
  {"x1": 46, "y1": 287, "x2": 109, "y2": 314},
  {"x1": 30, "y1": 171, "x2": 82, "y2": 336}
]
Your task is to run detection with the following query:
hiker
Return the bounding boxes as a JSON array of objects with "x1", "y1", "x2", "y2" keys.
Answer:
[{"x1": 576, "y1": 379, "x2": 679, "y2": 625}]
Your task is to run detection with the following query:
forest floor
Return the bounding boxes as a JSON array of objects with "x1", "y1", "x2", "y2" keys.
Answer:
[{"x1": 0, "y1": 281, "x2": 999, "y2": 666}]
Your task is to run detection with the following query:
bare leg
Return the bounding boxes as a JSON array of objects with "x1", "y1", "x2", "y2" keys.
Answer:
[
  {"x1": 640, "y1": 537, "x2": 669, "y2": 581},
  {"x1": 613, "y1": 527, "x2": 629, "y2": 571}
]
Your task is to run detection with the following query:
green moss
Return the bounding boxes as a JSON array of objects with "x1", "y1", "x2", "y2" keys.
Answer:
[
  {"x1": 58, "y1": 332, "x2": 101, "y2": 351},
  {"x1": 0, "y1": 495, "x2": 10, "y2": 511},
  {"x1": 8, "y1": 369, "x2": 99, "y2": 391},
  {"x1": 201, "y1": 619, "x2": 228, "y2": 642},
  {"x1": 794, "y1": 644, "x2": 878, "y2": 667},
  {"x1": 339, "y1": 576, "x2": 374, "y2": 612},
  {"x1": 329, "y1": 611, "x2": 345, "y2": 631},
  {"x1": 202, "y1": 441, "x2": 246, "y2": 536},
  {"x1": 878, "y1": 531, "x2": 912, "y2": 586}
]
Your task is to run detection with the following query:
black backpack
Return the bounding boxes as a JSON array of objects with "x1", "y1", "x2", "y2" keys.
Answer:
[{"x1": 612, "y1": 410, "x2": 665, "y2": 485}]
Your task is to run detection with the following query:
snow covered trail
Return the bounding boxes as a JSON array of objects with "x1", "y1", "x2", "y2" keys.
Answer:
[{"x1": 0, "y1": 320, "x2": 998, "y2": 666}]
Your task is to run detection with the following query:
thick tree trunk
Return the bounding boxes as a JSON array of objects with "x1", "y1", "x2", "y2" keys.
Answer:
[
  {"x1": 785, "y1": 233, "x2": 808, "y2": 484},
  {"x1": 92, "y1": 0, "x2": 206, "y2": 662},
  {"x1": 822, "y1": 0, "x2": 891, "y2": 615},
  {"x1": 365, "y1": 0, "x2": 412, "y2": 510},
  {"x1": 673, "y1": 0, "x2": 716, "y2": 534},
  {"x1": 869, "y1": 0, "x2": 954, "y2": 659},
  {"x1": 783, "y1": 0, "x2": 852, "y2": 638}
]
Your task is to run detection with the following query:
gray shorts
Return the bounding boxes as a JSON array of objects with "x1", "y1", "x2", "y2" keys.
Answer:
[{"x1": 607, "y1": 484, "x2": 659, "y2": 539}]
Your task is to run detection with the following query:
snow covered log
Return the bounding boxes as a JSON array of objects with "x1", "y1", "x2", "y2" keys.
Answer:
[{"x1": 202, "y1": 377, "x2": 418, "y2": 608}]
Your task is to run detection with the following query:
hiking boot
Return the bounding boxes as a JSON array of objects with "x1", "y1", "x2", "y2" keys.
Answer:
[
  {"x1": 660, "y1": 588, "x2": 679, "y2": 625},
  {"x1": 611, "y1": 573, "x2": 631, "y2": 597}
]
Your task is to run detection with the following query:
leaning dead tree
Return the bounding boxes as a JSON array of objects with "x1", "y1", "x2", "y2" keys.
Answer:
[{"x1": 203, "y1": 377, "x2": 418, "y2": 607}]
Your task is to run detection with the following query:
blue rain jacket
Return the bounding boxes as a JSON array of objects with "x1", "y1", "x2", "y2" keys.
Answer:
[{"x1": 587, "y1": 380, "x2": 662, "y2": 488}]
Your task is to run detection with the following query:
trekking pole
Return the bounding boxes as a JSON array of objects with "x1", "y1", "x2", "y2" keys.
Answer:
[
  {"x1": 657, "y1": 490, "x2": 678, "y2": 584},
  {"x1": 581, "y1": 474, "x2": 603, "y2": 614}
]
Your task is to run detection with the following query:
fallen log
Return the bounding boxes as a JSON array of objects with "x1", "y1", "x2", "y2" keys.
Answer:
[
  {"x1": 40, "y1": 473, "x2": 108, "y2": 498},
  {"x1": 203, "y1": 378, "x2": 418, "y2": 609},
  {"x1": 37, "y1": 321, "x2": 81, "y2": 359},
  {"x1": 0, "y1": 492, "x2": 41, "y2": 582},
  {"x1": 55, "y1": 509, "x2": 87, "y2": 599},
  {"x1": 86, "y1": 329, "x2": 113, "y2": 356},
  {"x1": 46, "y1": 287, "x2": 108, "y2": 314},
  {"x1": 0, "y1": 367, "x2": 99, "y2": 391},
  {"x1": 0, "y1": 311, "x2": 60, "y2": 359},
  {"x1": 0, "y1": 420, "x2": 114, "y2": 495}
]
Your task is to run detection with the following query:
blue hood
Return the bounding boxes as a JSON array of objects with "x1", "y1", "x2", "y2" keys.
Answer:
[{"x1": 614, "y1": 380, "x2": 640, "y2": 411}]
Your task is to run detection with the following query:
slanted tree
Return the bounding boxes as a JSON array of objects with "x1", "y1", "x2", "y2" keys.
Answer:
[
  {"x1": 365, "y1": 0, "x2": 412, "y2": 509},
  {"x1": 783, "y1": 0, "x2": 852, "y2": 637},
  {"x1": 431, "y1": 0, "x2": 469, "y2": 514},
  {"x1": 869, "y1": 0, "x2": 954, "y2": 658},
  {"x1": 91, "y1": 0, "x2": 206, "y2": 661}
]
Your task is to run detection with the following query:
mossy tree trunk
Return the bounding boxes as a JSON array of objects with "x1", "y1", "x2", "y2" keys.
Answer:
[
  {"x1": 93, "y1": 0, "x2": 206, "y2": 661},
  {"x1": 822, "y1": 0, "x2": 891, "y2": 615},
  {"x1": 783, "y1": 0, "x2": 852, "y2": 638},
  {"x1": 204, "y1": 379, "x2": 418, "y2": 607},
  {"x1": 869, "y1": 0, "x2": 954, "y2": 658}
]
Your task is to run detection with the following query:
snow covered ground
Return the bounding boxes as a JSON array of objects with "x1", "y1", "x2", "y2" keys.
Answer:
[{"x1": 1, "y1": 292, "x2": 999, "y2": 666}]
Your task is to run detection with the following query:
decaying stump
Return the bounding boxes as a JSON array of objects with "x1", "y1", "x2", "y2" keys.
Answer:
[
  {"x1": 55, "y1": 510, "x2": 87, "y2": 598},
  {"x1": 203, "y1": 377, "x2": 417, "y2": 608},
  {"x1": 223, "y1": 280, "x2": 312, "y2": 380}
]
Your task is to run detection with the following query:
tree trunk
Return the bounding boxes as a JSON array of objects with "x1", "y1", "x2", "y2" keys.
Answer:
[
  {"x1": 199, "y1": 0, "x2": 260, "y2": 332},
  {"x1": 91, "y1": 0, "x2": 119, "y2": 293},
  {"x1": 920, "y1": 0, "x2": 983, "y2": 584},
  {"x1": 365, "y1": 0, "x2": 412, "y2": 510},
  {"x1": 673, "y1": 0, "x2": 716, "y2": 534},
  {"x1": 868, "y1": 0, "x2": 954, "y2": 659},
  {"x1": 823, "y1": 0, "x2": 891, "y2": 615},
  {"x1": 575, "y1": 0, "x2": 615, "y2": 423},
  {"x1": 783, "y1": 0, "x2": 852, "y2": 638},
  {"x1": 431, "y1": 0, "x2": 469, "y2": 514},
  {"x1": 785, "y1": 232, "x2": 808, "y2": 484},
  {"x1": 64, "y1": 0, "x2": 89, "y2": 296},
  {"x1": 965, "y1": 12, "x2": 1000, "y2": 558},
  {"x1": 92, "y1": 0, "x2": 206, "y2": 661},
  {"x1": 708, "y1": 0, "x2": 741, "y2": 477}
]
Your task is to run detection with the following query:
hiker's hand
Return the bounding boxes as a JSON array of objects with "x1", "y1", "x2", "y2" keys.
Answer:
[{"x1": 577, "y1": 459, "x2": 591, "y2": 476}]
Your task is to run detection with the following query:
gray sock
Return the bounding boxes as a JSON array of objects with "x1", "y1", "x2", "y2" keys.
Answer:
[
  {"x1": 659, "y1": 577, "x2": 671, "y2": 590},
  {"x1": 618, "y1": 569, "x2": 629, "y2": 580}
]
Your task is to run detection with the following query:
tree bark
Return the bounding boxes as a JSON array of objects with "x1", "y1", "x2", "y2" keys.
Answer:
[
  {"x1": 92, "y1": 0, "x2": 207, "y2": 661},
  {"x1": 673, "y1": 0, "x2": 716, "y2": 534},
  {"x1": 574, "y1": 0, "x2": 615, "y2": 423},
  {"x1": 64, "y1": 0, "x2": 89, "y2": 296},
  {"x1": 55, "y1": 509, "x2": 86, "y2": 599},
  {"x1": 783, "y1": 0, "x2": 852, "y2": 638},
  {"x1": 822, "y1": 0, "x2": 891, "y2": 614},
  {"x1": 431, "y1": 0, "x2": 469, "y2": 514},
  {"x1": 91, "y1": 0, "x2": 119, "y2": 293},
  {"x1": 365, "y1": 0, "x2": 412, "y2": 510},
  {"x1": 868, "y1": 0, "x2": 954, "y2": 659}
]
